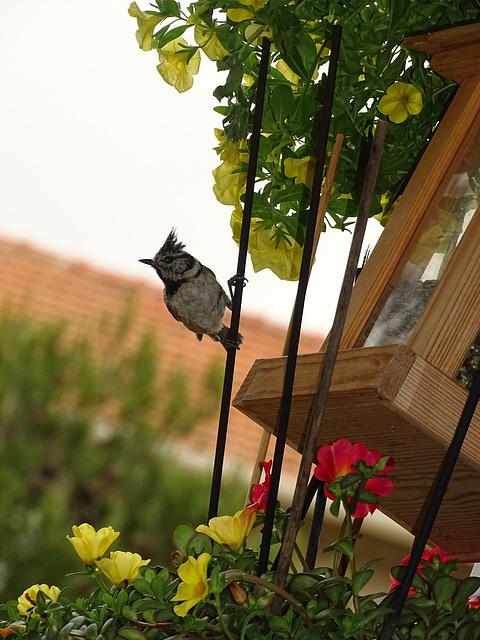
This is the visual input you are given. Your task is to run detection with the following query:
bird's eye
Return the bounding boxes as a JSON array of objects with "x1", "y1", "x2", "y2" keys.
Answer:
[{"x1": 164, "y1": 256, "x2": 174, "y2": 264}]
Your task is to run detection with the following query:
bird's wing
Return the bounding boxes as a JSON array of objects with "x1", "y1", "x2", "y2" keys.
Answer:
[{"x1": 165, "y1": 299, "x2": 182, "y2": 322}]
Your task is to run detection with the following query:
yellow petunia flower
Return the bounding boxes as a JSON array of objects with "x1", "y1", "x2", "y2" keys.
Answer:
[
  {"x1": 284, "y1": 156, "x2": 316, "y2": 188},
  {"x1": 244, "y1": 23, "x2": 273, "y2": 46},
  {"x1": 196, "y1": 508, "x2": 256, "y2": 550},
  {"x1": 191, "y1": 18, "x2": 229, "y2": 61},
  {"x1": 67, "y1": 523, "x2": 120, "y2": 565},
  {"x1": 17, "y1": 584, "x2": 60, "y2": 617},
  {"x1": 378, "y1": 82, "x2": 423, "y2": 124},
  {"x1": 156, "y1": 38, "x2": 201, "y2": 93},
  {"x1": 171, "y1": 553, "x2": 211, "y2": 617},
  {"x1": 96, "y1": 551, "x2": 150, "y2": 587},
  {"x1": 276, "y1": 60, "x2": 301, "y2": 85},
  {"x1": 212, "y1": 160, "x2": 248, "y2": 209},
  {"x1": 128, "y1": 2, "x2": 163, "y2": 51},
  {"x1": 227, "y1": 0, "x2": 267, "y2": 23},
  {"x1": 230, "y1": 209, "x2": 304, "y2": 281}
]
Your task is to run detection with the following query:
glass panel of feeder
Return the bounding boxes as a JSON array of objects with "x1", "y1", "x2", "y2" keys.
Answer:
[{"x1": 364, "y1": 124, "x2": 480, "y2": 347}]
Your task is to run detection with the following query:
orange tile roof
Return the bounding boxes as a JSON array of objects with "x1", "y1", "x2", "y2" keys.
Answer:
[{"x1": 0, "y1": 237, "x2": 325, "y2": 485}]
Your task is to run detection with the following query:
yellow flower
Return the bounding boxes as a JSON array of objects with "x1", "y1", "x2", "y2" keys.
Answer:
[
  {"x1": 128, "y1": 2, "x2": 163, "y2": 51},
  {"x1": 378, "y1": 82, "x2": 423, "y2": 124},
  {"x1": 171, "y1": 553, "x2": 211, "y2": 617},
  {"x1": 191, "y1": 17, "x2": 229, "y2": 61},
  {"x1": 67, "y1": 523, "x2": 120, "y2": 565},
  {"x1": 374, "y1": 192, "x2": 399, "y2": 227},
  {"x1": 231, "y1": 210, "x2": 304, "y2": 281},
  {"x1": 244, "y1": 23, "x2": 273, "y2": 46},
  {"x1": 214, "y1": 129, "x2": 249, "y2": 163},
  {"x1": 212, "y1": 161, "x2": 248, "y2": 208},
  {"x1": 156, "y1": 38, "x2": 201, "y2": 93},
  {"x1": 196, "y1": 508, "x2": 256, "y2": 550},
  {"x1": 17, "y1": 584, "x2": 60, "y2": 617},
  {"x1": 276, "y1": 60, "x2": 301, "y2": 85},
  {"x1": 227, "y1": 0, "x2": 267, "y2": 22},
  {"x1": 284, "y1": 156, "x2": 316, "y2": 188},
  {"x1": 96, "y1": 551, "x2": 150, "y2": 587}
]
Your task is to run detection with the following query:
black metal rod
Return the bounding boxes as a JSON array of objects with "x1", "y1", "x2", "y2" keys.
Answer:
[
  {"x1": 270, "y1": 475, "x2": 323, "y2": 572},
  {"x1": 208, "y1": 38, "x2": 271, "y2": 520},
  {"x1": 257, "y1": 25, "x2": 342, "y2": 575},
  {"x1": 378, "y1": 366, "x2": 480, "y2": 640}
]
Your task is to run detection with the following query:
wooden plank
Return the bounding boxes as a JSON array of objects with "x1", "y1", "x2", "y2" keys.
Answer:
[
  {"x1": 430, "y1": 41, "x2": 480, "y2": 83},
  {"x1": 339, "y1": 77, "x2": 480, "y2": 349},
  {"x1": 403, "y1": 22, "x2": 480, "y2": 56},
  {"x1": 408, "y1": 204, "x2": 480, "y2": 377},
  {"x1": 388, "y1": 353, "x2": 480, "y2": 470}
]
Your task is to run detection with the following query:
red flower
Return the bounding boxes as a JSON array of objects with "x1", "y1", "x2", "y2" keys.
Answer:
[
  {"x1": 314, "y1": 439, "x2": 395, "y2": 518},
  {"x1": 468, "y1": 594, "x2": 480, "y2": 608},
  {"x1": 247, "y1": 460, "x2": 271, "y2": 511},
  {"x1": 389, "y1": 547, "x2": 453, "y2": 593}
]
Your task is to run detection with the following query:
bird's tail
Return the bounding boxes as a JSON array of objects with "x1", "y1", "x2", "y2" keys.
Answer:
[{"x1": 210, "y1": 324, "x2": 243, "y2": 350}]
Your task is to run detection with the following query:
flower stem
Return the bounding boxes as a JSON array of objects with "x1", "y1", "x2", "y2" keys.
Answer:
[
  {"x1": 91, "y1": 567, "x2": 111, "y2": 593},
  {"x1": 342, "y1": 497, "x2": 360, "y2": 615},
  {"x1": 224, "y1": 571, "x2": 313, "y2": 629},
  {"x1": 214, "y1": 592, "x2": 236, "y2": 640}
]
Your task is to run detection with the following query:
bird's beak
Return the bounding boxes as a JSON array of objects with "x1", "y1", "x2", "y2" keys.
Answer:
[{"x1": 139, "y1": 258, "x2": 154, "y2": 266}]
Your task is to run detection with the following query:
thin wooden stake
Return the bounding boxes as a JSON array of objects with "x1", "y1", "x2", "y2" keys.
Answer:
[
  {"x1": 274, "y1": 120, "x2": 388, "y2": 588},
  {"x1": 246, "y1": 134, "x2": 344, "y2": 504}
]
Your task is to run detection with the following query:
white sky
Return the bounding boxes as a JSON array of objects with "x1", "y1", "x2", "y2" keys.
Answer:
[{"x1": 0, "y1": 0, "x2": 382, "y2": 335}]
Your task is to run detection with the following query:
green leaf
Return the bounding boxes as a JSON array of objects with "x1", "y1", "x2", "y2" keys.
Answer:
[
  {"x1": 85, "y1": 623, "x2": 99, "y2": 640},
  {"x1": 352, "y1": 570, "x2": 374, "y2": 594},
  {"x1": 161, "y1": 0, "x2": 181, "y2": 18},
  {"x1": 121, "y1": 605, "x2": 138, "y2": 623},
  {"x1": 433, "y1": 575, "x2": 457, "y2": 606},
  {"x1": 186, "y1": 531, "x2": 212, "y2": 556},
  {"x1": 356, "y1": 488, "x2": 380, "y2": 505},
  {"x1": 454, "y1": 577, "x2": 480, "y2": 607},
  {"x1": 117, "y1": 627, "x2": 146, "y2": 640},
  {"x1": 171, "y1": 522, "x2": 197, "y2": 555},
  {"x1": 324, "y1": 540, "x2": 355, "y2": 559},
  {"x1": 133, "y1": 578, "x2": 154, "y2": 596},
  {"x1": 329, "y1": 497, "x2": 341, "y2": 518},
  {"x1": 151, "y1": 575, "x2": 167, "y2": 601},
  {"x1": 155, "y1": 24, "x2": 190, "y2": 51}
]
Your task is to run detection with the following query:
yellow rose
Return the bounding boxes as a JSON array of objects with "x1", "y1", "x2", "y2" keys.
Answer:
[
  {"x1": 128, "y1": 2, "x2": 163, "y2": 51},
  {"x1": 196, "y1": 508, "x2": 256, "y2": 550},
  {"x1": 96, "y1": 551, "x2": 150, "y2": 587},
  {"x1": 67, "y1": 523, "x2": 120, "y2": 565},
  {"x1": 378, "y1": 82, "x2": 423, "y2": 124},
  {"x1": 156, "y1": 38, "x2": 201, "y2": 93},
  {"x1": 171, "y1": 553, "x2": 210, "y2": 617},
  {"x1": 17, "y1": 584, "x2": 60, "y2": 617}
]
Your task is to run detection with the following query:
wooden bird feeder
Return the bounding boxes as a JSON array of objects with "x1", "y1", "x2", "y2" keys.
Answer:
[{"x1": 234, "y1": 22, "x2": 480, "y2": 562}]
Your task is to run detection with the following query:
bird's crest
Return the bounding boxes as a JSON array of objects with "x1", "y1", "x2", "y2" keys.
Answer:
[{"x1": 160, "y1": 228, "x2": 185, "y2": 255}]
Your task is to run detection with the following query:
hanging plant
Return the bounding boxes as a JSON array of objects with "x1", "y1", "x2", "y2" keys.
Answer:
[{"x1": 129, "y1": 0, "x2": 480, "y2": 281}]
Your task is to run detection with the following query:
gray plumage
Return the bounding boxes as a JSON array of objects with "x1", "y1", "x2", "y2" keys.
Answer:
[{"x1": 139, "y1": 229, "x2": 243, "y2": 349}]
